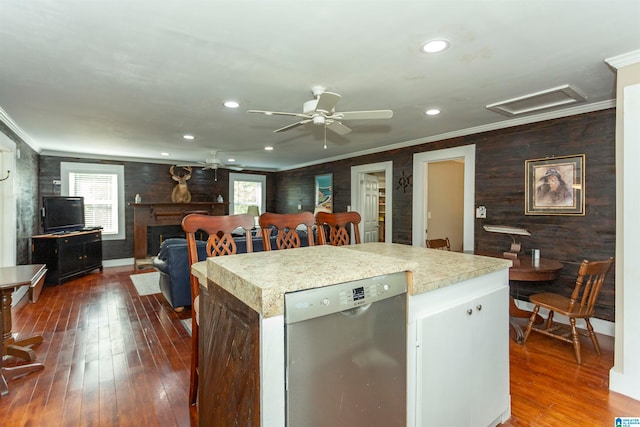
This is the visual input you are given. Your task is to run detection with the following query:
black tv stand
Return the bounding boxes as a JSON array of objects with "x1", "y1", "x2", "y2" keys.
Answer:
[{"x1": 31, "y1": 230, "x2": 103, "y2": 285}]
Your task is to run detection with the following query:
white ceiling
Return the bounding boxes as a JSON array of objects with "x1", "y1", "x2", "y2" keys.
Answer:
[{"x1": 1, "y1": 1, "x2": 639, "y2": 171}]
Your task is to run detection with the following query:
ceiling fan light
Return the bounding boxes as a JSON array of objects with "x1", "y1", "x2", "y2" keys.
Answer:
[
  {"x1": 223, "y1": 100, "x2": 240, "y2": 108},
  {"x1": 422, "y1": 39, "x2": 449, "y2": 54},
  {"x1": 313, "y1": 115, "x2": 325, "y2": 125}
]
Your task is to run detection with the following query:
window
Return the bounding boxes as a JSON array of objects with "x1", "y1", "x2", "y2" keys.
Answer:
[
  {"x1": 229, "y1": 173, "x2": 266, "y2": 225},
  {"x1": 61, "y1": 162, "x2": 125, "y2": 240}
]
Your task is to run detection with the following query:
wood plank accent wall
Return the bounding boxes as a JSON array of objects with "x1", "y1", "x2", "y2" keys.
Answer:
[
  {"x1": 276, "y1": 109, "x2": 616, "y2": 321},
  {"x1": 38, "y1": 156, "x2": 275, "y2": 260}
]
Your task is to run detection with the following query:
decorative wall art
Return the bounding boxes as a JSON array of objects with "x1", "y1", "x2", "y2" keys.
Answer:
[
  {"x1": 525, "y1": 154, "x2": 585, "y2": 216},
  {"x1": 314, "y1": 173, "x2": 333, "y2": 213}
]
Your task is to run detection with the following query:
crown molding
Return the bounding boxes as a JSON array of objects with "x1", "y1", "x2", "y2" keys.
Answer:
[
  {"x1": 0, "y1": 106, "x2": 40, "y2": 152},
  {"x1": 605, "y1": 50, "x2": 640, "y2": 69}
]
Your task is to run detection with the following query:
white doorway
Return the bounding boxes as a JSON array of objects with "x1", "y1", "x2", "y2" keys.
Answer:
[
  {"x1": 351, "y1": 161, "x2": 393, "y2": 243},
  {"x1": 0, "y1": 133, "x2": 17, "y2": 267},
  {"x1": 412, "y1": 145, "x2": 475, "y2": 252}
]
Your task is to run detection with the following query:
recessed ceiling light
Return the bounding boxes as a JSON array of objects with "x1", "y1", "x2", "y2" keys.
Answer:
[
  {"x1": 160, "y1": 152, "x2": 170, "y2": 156},
  {"x1": 227, "y1": 158, "x2": 235, "y2": 162},
  {"x1": 265, "y1": 146, "x2": 274, "y2": 151},
  {"x1": 421, "y1": 39, "x2": 449, "y2": 54},
  {"x1": 425, "y1": 109, "x2": 441, "y2": 116},
  {"x1": 224, "y1": 100, "x2": 240, "y2": 108},
  {"x1": 183, "y1": 134, "x2": 195, "y2": 140}
]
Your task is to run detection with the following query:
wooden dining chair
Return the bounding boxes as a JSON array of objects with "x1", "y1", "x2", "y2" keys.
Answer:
[
  {"x1": 258, "y1": 212, "x2": 315, "y2": 250},
  {"x1": 316, "y1": 211, "x2": 362, "y2": 246},
  {"x1": 181, "y1": 213, "x2": 255, "y2": 406},
  {"x1": 426, "y1": 237, "x2": 451, "y2": 250},
  {"x1": 522, "y1": 257, "x2": 614, "y2": 364}
]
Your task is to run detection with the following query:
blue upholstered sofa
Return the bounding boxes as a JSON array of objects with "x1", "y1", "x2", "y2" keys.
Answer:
[{"x1": 153, "y1": 232, "x2": 296, "y2": 310}]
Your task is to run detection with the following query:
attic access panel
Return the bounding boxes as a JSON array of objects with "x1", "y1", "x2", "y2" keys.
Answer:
[{"x1": 487, "y1": 84, "x2": 587, "y2": 116}]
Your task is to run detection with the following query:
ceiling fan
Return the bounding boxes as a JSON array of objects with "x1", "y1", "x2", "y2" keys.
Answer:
[
  {"x1": 247, "y1": 87, "x2": 393, "y2": 138},
  {"x1": 179, "y1": 151, "x2": 243, "y2": 181}
]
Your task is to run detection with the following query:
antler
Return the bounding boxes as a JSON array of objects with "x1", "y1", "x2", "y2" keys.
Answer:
[{"x1": 170, "y1": 165, "x2": 192, "y2": 180}]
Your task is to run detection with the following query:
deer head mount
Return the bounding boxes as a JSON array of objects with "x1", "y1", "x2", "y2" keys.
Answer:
[{"x1": 170, "y1": 165, "x2": 192, "y2": 203}]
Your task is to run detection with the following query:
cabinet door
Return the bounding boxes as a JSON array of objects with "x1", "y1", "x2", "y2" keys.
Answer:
[
  {"x1": 416, "y1": 299, "x2": 474, "y2": 426},
  {"x1": 415, "y1": 284, "x2": 509, "y2": 427},
  {"x1": 471, "y1": 286, "x2": 510, "y2": 427},
  {"x1": 83, "y1": 233, "x2": 103, "y2": 270},
  {"x1": 59, "y1": 239, "x2": 84, "y2": 276}
]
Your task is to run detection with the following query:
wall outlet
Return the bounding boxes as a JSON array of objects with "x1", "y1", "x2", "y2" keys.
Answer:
[
  {"x1": 297, "y1": 204, "x2": 302, "y2": 210},
  {"x1": 476, "y1": 206, "x2": 487, "y2": 218}
]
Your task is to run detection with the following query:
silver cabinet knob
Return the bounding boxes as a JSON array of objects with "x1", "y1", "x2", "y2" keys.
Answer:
[
  {"x1": 476, "y1": 304, "x2": 482, "y2": 311},
  {"x1": 467, "y1": 308, "x2": 473, "y2": 315}
]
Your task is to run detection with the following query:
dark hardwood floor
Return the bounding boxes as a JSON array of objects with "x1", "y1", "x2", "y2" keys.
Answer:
[{"x1": 1, "y1": 266, "x2": 639, "y2": 426}]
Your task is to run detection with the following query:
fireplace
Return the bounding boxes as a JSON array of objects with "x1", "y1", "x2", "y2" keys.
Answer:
[
  {"x1": 130, "y1": 202, "x2": 227, "y2": 262},
  {"x1": 147, "y1": 225, "x2": 185, "y2": 256}
]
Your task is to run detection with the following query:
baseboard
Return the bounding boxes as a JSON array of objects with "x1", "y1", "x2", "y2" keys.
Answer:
[
  {"x1": 103, "y1": 258, "x2": 135, "y2": 268},
  {"x1": 514, "y1": 299, "x2": 615, "y2": 337}
]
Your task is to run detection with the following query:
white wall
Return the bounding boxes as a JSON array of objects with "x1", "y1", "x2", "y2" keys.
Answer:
[{"x1": 608, "y1": 54, "x2": 640, "y2": 400}]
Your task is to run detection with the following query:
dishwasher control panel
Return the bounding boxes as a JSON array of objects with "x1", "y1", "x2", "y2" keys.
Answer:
[{"x1": 285, "y1": 271, "x2": 408, "y2": 324}]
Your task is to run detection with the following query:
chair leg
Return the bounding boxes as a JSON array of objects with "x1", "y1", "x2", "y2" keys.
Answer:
[
  {"x1": 189, "y1": 318, "x2": 199, "y2": 406},
  {"x1": 585, "y1": 318, "x2": 601, "y2": 356},
  {"x1": 545, "y1": 310, "x2": 555, "y2": 330},
  {"x1": 569, "y1": 318, "x2": 582, "y2": 365},
  {"x1": 523, "y1": 305, "x2": 541, "y2": 342}
]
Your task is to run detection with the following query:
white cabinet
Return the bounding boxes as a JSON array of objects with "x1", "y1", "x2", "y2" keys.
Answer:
[{"x1": 408, "y1": 270, "x2": 510, "y2": 427}]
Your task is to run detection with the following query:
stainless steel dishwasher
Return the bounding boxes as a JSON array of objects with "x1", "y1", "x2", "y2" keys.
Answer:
[{"x1": 285, "y1": 272, "x2": 407, "y2": 427}]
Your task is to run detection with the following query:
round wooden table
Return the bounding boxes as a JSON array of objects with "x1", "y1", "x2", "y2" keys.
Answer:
[{"x1": 477, "y1": 252, "x2": 564, "y2": 342}]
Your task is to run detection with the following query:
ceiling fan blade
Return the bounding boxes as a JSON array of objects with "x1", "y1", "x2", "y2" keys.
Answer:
[
  {"x1": 334, "y1": 110, "x2": 394, "y2": 120},
  {"x1": 314, "y1": 92, "x2": 341, "y2": 113},
  {"x1": 326, "y1": 121, "x2": 352, "y2": 135},
  {"x1": 274, "y1": 119, "x2": 312, "y2": 133},
  {"x1": 247, "y1": 109, "x2": 309, "y2": 118},
  {"x1": 224, "y1": 165, "x2": 244, "y2": 171}
]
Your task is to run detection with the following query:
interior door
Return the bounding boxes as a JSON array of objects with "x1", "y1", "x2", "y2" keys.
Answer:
[{"x1": 362, "y1": 173, "x2": 379, "y2": 243}]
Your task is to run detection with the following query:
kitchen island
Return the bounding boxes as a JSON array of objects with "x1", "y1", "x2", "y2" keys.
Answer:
[{"x1": 192, "y1": 242, "x2": 512, "y2": 427}]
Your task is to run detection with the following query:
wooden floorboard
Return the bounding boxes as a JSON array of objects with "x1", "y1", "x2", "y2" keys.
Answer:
[{"x1": 1, "y1": 266, "x2": 639, "y2": 426}]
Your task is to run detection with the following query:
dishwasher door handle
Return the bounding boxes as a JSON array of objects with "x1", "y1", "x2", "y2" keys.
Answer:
[{"x1": 340, "y1": 303, "x2": 372, "y2": 317}]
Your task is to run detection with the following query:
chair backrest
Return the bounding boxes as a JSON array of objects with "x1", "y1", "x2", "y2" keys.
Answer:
[
  {"x1": 316, "y1": 211, "x2": 362, "y2": 246},
  {"x1": 569, "y1": 257, "x2": 614, "y2": 316},
  {"x1": 182, "y1": 213, "x2": 255, "y2": 300},
  {"x1": 258, "y1": 212, "x2": 315, "y2": 250},
  {"x1": 426, "y1": 237, "x2": 451, "y2": 250}
]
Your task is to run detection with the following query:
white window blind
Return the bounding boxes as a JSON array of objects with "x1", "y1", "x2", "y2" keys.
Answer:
[{"x1": 69, "y1": 172, "x2": 118, "y2": 233}]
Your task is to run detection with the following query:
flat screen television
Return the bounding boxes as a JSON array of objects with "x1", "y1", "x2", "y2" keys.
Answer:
[{"x1": 42, "y1": 196, "x2": 86, "y2": 233}]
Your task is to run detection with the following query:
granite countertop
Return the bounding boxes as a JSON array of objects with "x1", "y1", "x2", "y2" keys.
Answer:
[
  {"x1": 192, "y1": 243, "x2": 512, "y2": 318},
  {"x1": 198, "y1": 245, "x2": 417, "y2": 318},
  {"x1": 344, "y1": 242, "x2": 512, "y2": 295}
]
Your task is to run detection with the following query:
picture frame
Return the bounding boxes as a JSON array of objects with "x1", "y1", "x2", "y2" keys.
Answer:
[
  {"x1": 525, "y1": 154, "x2": 585, "y2": 216},
  {"x1": 314, "y1": 173, "x2": 333, "y2": 213}
]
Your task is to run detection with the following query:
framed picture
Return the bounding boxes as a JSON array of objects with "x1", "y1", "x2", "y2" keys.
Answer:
[
  {"x1": 314, "y1": 173, "x2": 333, "y2": 213},
  {"x1": 525, "y1": 154, "x2": 585, "y2": 215}
]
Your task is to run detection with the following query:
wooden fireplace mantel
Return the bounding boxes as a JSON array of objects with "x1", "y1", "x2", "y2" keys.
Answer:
[{"x1": 130, "y1": 202, "x2": 228, "y2": 260}]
